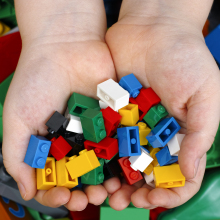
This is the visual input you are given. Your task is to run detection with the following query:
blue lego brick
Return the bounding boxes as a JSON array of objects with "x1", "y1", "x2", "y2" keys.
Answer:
[
  {"x1": 117, "y1": 126, "x2": 141, "y2": 157},
  {"x1": 156, "y1": 146, "x2": 178, "y2": 166},
  {"x1": 146, "y1": 117, "x2": 181, "y2": 148},
  {"x1": 205, "y1": 25, "x2": 220, "y2": 66},
  {"x1": 119, "y1": 73, "x2": 143, "y2": 98},
  {"x1": 24, "y1": 135, "x2": 51, "y2": 169}
]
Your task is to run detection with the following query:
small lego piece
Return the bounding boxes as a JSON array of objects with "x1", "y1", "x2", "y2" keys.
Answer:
[
  {"x1": 99, "y1": 100, "x2": 108, "y2": 109},
  {"x1": 143, "y1": 103, "x2": 168, "y2": 128},
  {"x1": 153, "y1": 164, "x2": 185, "y2": 188},
  {"x1": 45, "y1": 111, "x2": 67, "y2": 134},
  {"x1": 137, "y1": 122, "x2": 151, "y2": 145},
  {"x1": 97, "y1": 79, "x2": 129, "y2": 111},
  {"x1": 84, "y1": 137, "x2": 119, "y2": 160},
  {"x1": 66, "y1": 115, "x2": 83, "y2": 134},
  {"x1": 80, "y1": 108, "x2": 106, "y2": 143},
  {"x1": 67, "y1": 92, "x2": 100, "y2": 117},
  {"x1": 37, "y1": 157, "x2": 56, "y2": 190},
  {"x1": 146, "y1": 117, "x2": 181, "y2": 148},
  {"x1": 135, "y1": 88, "x2": 161, "y2": 113},
  {"x1": 118, "y1": 157, "x2": 143, "y2": 185},
  {"x1": 118, "y1": 104, "x2": 139, "y2": 126},
  {"x1": 167, "y1": 133, "x2": 185, "y2": 156},
  {"x1": 119, "y1": 73, "x2": 143, "y2": 98},
  {"x1": 81, "y1": 158, "x2": 105, "y2": 185},
  {"x1": 156, "y1": 146, "x2": 178, "y2": 166},
  {"x1": 0, "y1": 21, "x2": 10, "y2": 36},
  {"x1": 65, "y1": 149, "x2": 100, "y2": 179},
  {"x1": 143, "y1": 172, "x2": 155, "y2": 188},
  {"x1": 129, "y1": 97, "x2": 146, "y2": 121},
  {"x1": 117, "y1": 126, "x2": 141, "y2": 157},
  {"x1": 56, "y1": 157, "x2": 78, "y2": 189},
  {"x1": 101, "y1": 107, "x2": 122, "y2": 137},
  {"x1": 129, "y1": 147, "x2": 153, "y2": 172},
  {"x1": 24, "y1": 135, "x2": 51, "y2": 169},
  {"x1": 49, "y1": 136, "x2": 72, "y2": 161}
]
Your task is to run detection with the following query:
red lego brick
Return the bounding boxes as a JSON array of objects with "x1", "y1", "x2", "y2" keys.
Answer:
[
  {"x1": 69, "y1": 203, "x2": 100, "y2": 220},
  {"x1": 100, "y1": 107, "x2": 122, "y2": 137},
  {"x1": 118, "y1": 157, "x2": 143, "y2": 185},
  {"x1": 129, "y1": 97, "x2": 147, "y2": 121},
  {"x1": 134, "y1": 88, "x2": 161, "y2": 115},
  {"x1": 0, "y1": 32, "x2": 22, "y2": 83},
  {"x1": 84, "y1": 137, "x2": 118, "y2": 160},
  {"x1": 49, "y1": 136, "x2": 72, "y2": 161},
  {"x1": 150, "y1": 207, "x2": 168, "y2": 220}
]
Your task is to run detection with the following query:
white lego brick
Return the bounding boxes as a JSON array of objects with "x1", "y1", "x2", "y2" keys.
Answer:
[
  {"x1": 144, "y1": 172, "x2": 155, "y2": 188},
  {"x1": 97, "y1": 79, "x2": 129, "y2": 111},
  {"x1": 167, "y1": 133, "x2": 185, "y2": 156},
  {"x1": 66, "y1": 115, "x2": 83, "y2": 134},
  {"x1": 129, "y1": 147, "x2": 153, "y2": 172},
  {"x1": 99, "y1": 100, "x2": 109, "y2": 109}
]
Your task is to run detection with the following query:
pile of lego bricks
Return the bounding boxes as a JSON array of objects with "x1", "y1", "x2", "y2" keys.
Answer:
[{"x1": 23, "y1": 73, "x2": 185, "y2": 190}]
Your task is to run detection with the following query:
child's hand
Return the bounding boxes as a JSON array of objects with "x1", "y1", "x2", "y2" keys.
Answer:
[
  {"x1": 2, "y1": 0, "x2": 116, "y2": 211},
  {"x1": 104, "y1": 0, "x2": 220, "y2": 210}
]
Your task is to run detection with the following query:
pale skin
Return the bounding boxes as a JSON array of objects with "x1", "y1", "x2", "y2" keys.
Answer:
[{"x1": 2, "y1": 0, "x2": 220, "y2": 211}]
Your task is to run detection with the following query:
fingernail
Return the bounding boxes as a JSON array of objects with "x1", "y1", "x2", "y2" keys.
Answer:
[
  {"x1": 194, "y1": 158, "x2": 200, "y2": 178},
  {"x1": 18, "y1": 182, "x2": 26, "y2": 199}
]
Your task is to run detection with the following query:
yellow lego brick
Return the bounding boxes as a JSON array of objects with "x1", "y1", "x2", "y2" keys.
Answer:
[
  {"x1": 37, "y1": 157, "x2": 56, "y2": 190},
  {"x1": 56, "y1": 157, "x2": 78, "y2": 189},
  {"x1": 137, "y1": 122, "x2": 151, "y2": 145},
  {"x1": 66, "y1": 149, "x2": 100, "y2": 179},
  {"x1": 118, "y1": 104, "x2": 139, "y2": 126},
  {"x1": 149, "y1": 147, "x2": 160, "y2": 167},
  {"x1": 0, "y1": 22, "x2": 11, "y2": 36},
  {"x1": 143, "y1": 163, "x2": 154, "y2": 175},
  {"x1": 153, "y1": 164, "x2": 185, "y2": 188}
]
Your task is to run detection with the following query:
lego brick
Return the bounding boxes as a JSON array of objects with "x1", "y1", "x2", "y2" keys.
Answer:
[
  {"x1": 99, "y1": 100, "x2": 108, "y2": 109},
  {"x1": 0, "y1": 21, "x2": 10, "y2": 36},
  {"x1": 117, "y1": 126, "x2": 141, "y2": 157},
  {"x1": 0, "y1": 32, "x2": 21, "y2": 84},
  {"x1": 205, "y1": 25, "x2": 220, "y2": 65},
  {"x1": 100, "y1": 106, "x2": 122, "y2": 137},
  {"x1": 129, "y1": 97, "x2": 147, "y2": 121},
  {"x1": 153, "y1": 164, "x2": 185, "y2": 188},
  {"x1": 65, "y1": 149, "x2": 100, "y2": 179},
  {"x1": 45, "y1": 111, "x2": 67, "y2": 134},
  {"x1": 167, "y1": 133, "x2": 185, "y2": 156},
  {"x1": 65, "y1": 134, "x2": 85, "y2": 156},
  {"x1": 0, "y1": 196, "x2": 33, "y2": 220},
  {"x1": 84, "y1": 137, "x2": 118, "y2": 160},
  {"x1": 146, "y1": 117, "x2": 181, "y2": 148},
  {"x1": 80, "y1": 108, "x2": 106, "y2": 143},
  {"x1": 49, "y1": 136, "x2": 72, "y2": 161},
  {"x1": 24, "y1": 135, "x2": 51, "y2": 169},
  {"x1": 143, "y1": 172, "x2": 155, "y2": 188},
  {"x1": 0, "y1": 1, "x2": 17, "y2": 26},
  {"x1": 129, "y1": 147, "x2": 153, "y2": 172},
  {"x1": 137, "y1": 122, "x2": 151, "y2": 145},
  {"x1": 118, "y1": 157, "x2": 143, "y2": 185},
  {"x1": 104, "y1": 153, "x2": 118, "y2": 164},
  {"x1": 37, "y1": 157, "x2": 56, "y2": 190},
  {"x1": 66, "y1": 115, "x2": 83, "y2": 134},
  {"x1": 119, "y1": 73, "x2": 143, "y2": 98},
  {"x1": 81, "y1": 158, "x2": 105, "y2": 185},
  {"x1": 97, "y1": 79, "x2": 129, "y2": 111},
  {"x1": 135, "y1": 88, "x2": 161, "y2": 113},
  {"x1": 67, "y1": 92, "x2": 100, "y2": 117},
  {"x1": 56, "y1": 157, "x2": 78, "y2": 189},
  {"x1": 118, "y1": 104, "x2": 139, "y2": 126},
  {"x1": 156, "y1": 146, "x2": 178, "y2": 166},
  {"x1": 143, "y1": 103, "x2": 168, "y2": 128},
  {"x1": 150, "y1": 207, "x2": 168, "y2": 220}
]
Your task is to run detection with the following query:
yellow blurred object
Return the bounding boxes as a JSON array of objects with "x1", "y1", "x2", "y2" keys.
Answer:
[
  {"x1": 137, "y1": 122, "x2": 151, "y2": 145},
  {"x1": 118, "y1": 104, "x2": 139, "y2": 126},
  {"x1": 0, "y1": 21, "x2": 10, "y2": 36},
  {"x1": 37, "y1": 157, "x2": 56, "y2": 190},
  {"x1": 153, "y1": 164, "x2": 185, "y2": 188},
  {"x1": 56, "y1": 157, "x2": 78, "y2": 188},
  {"x1": 65, "y1": 149, "x2": 100, "y2": 179}
]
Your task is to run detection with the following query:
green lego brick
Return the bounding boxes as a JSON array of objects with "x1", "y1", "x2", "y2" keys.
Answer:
[
  {"x1": 2, "y1": 0, "x2": 14, "y2": 7},
  {"x1": 101, "y1": 198, "x2": 149, "y2": 220},
  {"x1": 206, "y1": 123, "x2": 220, "y2": 168},
  {"x1": 81, "y1": 158, "x2": 105, "y2": 185},
  {"x1": 67, "y1": 92, "x2": 100, "y2": 117},
  {"x1": 143, "y1": 103, "x2": 168, "y2": 128},
  {"x1": 27, "y1": 207, "x2": 43, "y2": 220},
  {"x1": 0, "y1": 0, "x2": 16, "y2": 27},
  {"x1": 80, "y1": 108, "x2": 106, "y2": 143},
  {"x1": 104, "y1": 153, "x2": 118, "y2": 164}
]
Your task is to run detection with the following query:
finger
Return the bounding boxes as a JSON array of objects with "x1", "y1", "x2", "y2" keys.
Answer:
[
  {"x1": 34, "y1": 187, "x2": 70, "y2": 208},
  {"x1": 103, "y1": 177, "x2": 121, "y2": 194},
  {"x1": 84, "y1": 184, "x2": 107, "y2": 205},
  {"x1": 65, "y1": 190, "x2": 88, "y2": 211}
]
